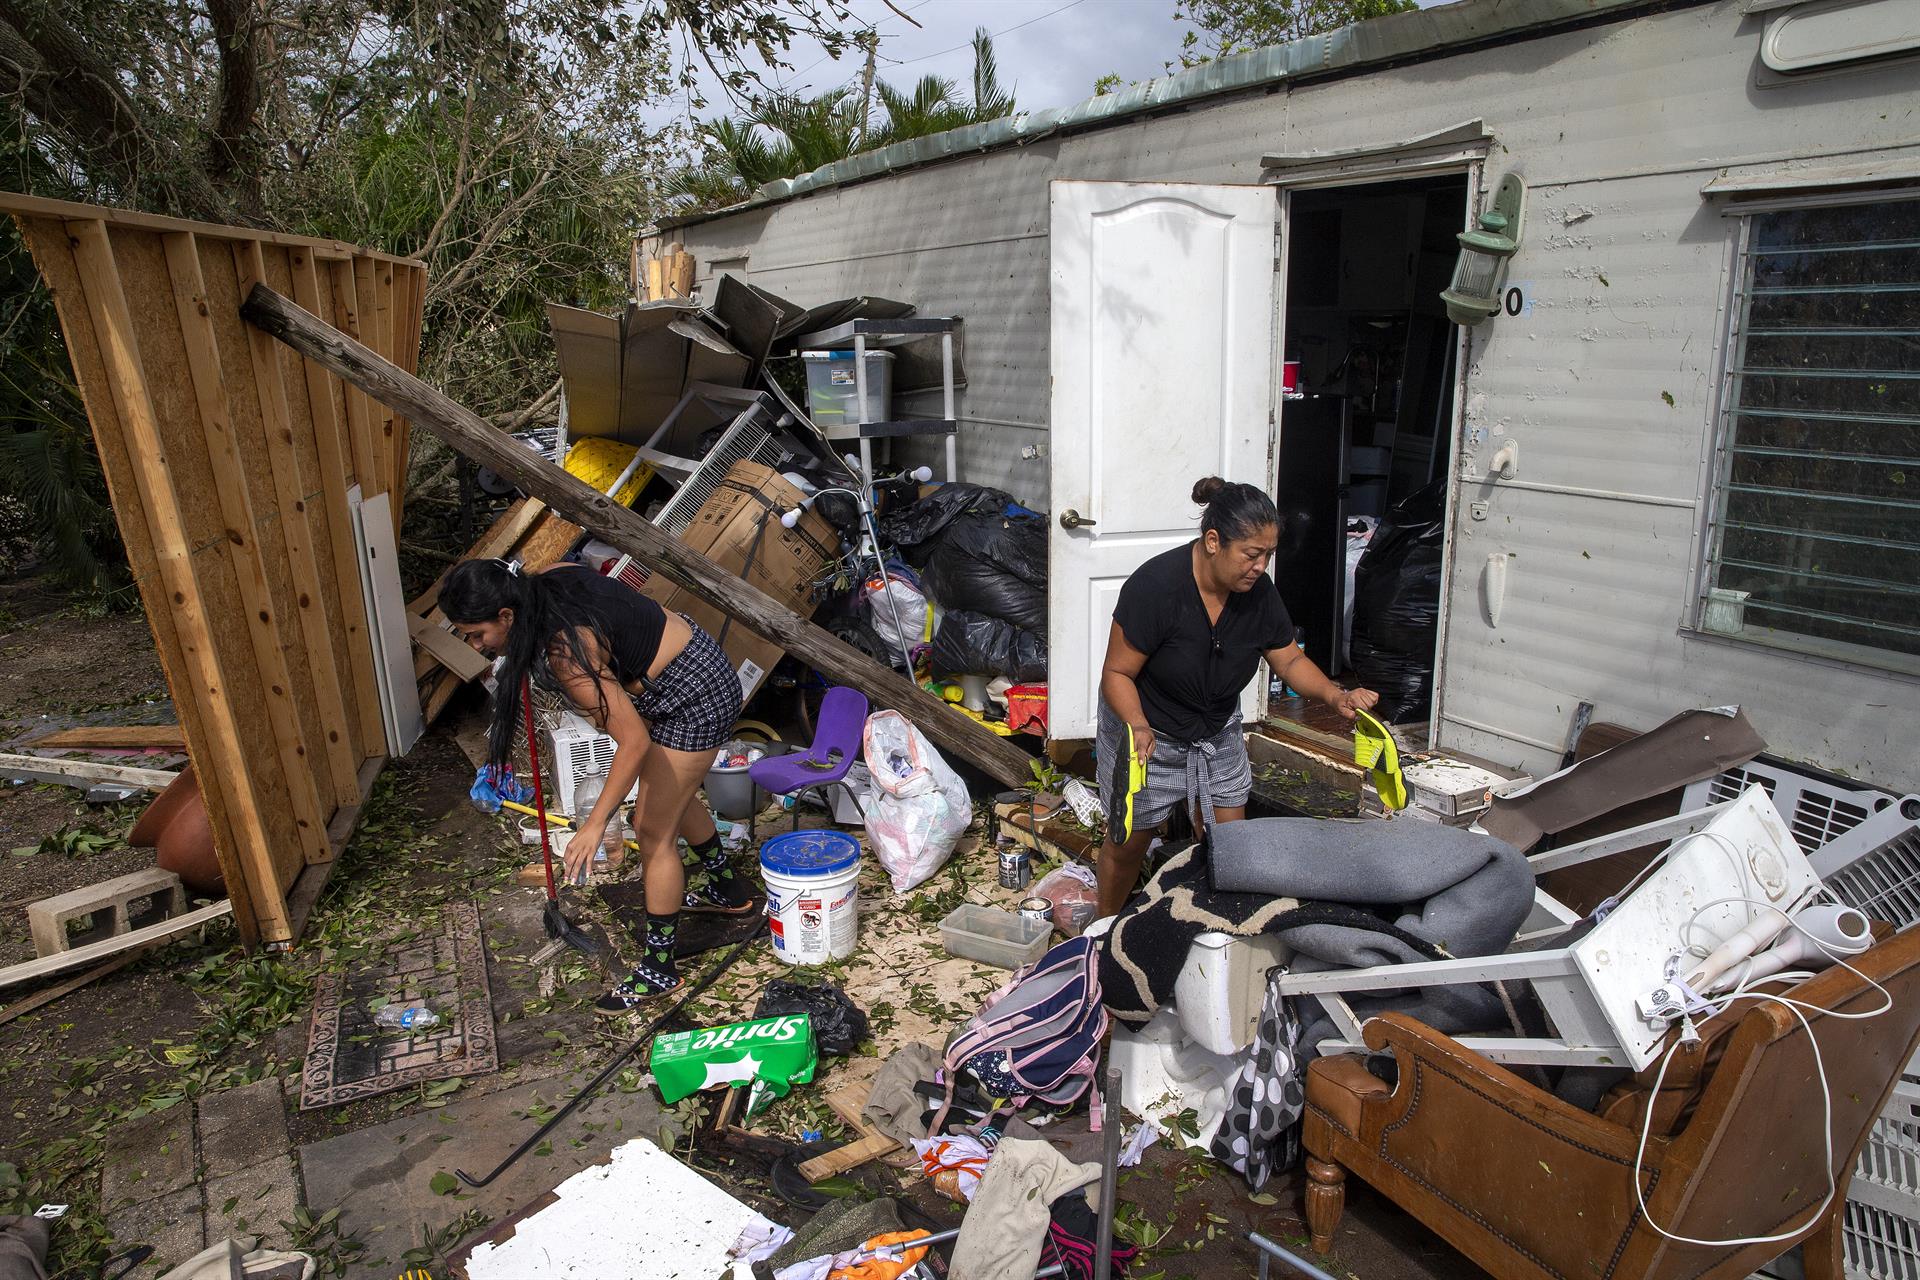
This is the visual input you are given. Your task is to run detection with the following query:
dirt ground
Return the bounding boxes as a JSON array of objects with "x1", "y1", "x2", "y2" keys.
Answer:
[{"x1": 0, "y1": 577, "x2": 1483, "y2": 1279}]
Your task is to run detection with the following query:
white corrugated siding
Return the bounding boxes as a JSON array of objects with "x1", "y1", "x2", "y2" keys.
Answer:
[{"x1": 673, "y1": 0, "x2": 1920, "y2": 789}]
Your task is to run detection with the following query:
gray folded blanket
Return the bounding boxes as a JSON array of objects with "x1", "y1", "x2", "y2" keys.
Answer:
[
  {"x1": 1210, "y1": 816, "x2": 1534, "y2": 964},
  {"x1": 1208, "y1": 816, "x2": 1535, "y2": 1053}
]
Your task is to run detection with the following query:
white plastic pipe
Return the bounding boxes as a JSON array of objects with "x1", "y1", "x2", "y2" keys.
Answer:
[{"x1": 1710, "y1": 904, "x2": 1873, "y2": 992}]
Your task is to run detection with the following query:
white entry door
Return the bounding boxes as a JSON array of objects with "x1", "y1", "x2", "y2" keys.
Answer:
[{"x1": 1047, "y1": 179, "x2": 1278, "y2": 740}]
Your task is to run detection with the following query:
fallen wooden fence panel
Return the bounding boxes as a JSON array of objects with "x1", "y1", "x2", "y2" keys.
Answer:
[
  {"x1": 241, "y1": 282, "x2": 1038, "y2": 790},
  {"x1": 3, "y1": 192, "x2": 423, "y2": 947}
]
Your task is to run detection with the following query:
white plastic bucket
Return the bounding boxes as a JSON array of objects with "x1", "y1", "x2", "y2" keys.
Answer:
[{"x1": 759, "y1": 830, "x2": 861, "y2": 965}]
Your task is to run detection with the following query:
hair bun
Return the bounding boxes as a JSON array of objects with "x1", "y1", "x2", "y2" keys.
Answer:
[{"x1": 1191, "y1": 476, "x2": 1227, "y2": 505}]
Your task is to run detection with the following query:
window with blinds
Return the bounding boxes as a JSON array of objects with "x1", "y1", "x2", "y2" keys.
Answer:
[{"x1": 1703, "y1": 195, "x2": 1920, "y2": 674}]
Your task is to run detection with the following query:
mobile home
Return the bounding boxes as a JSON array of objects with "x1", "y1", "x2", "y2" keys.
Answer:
[{"x1": 649, "y1": 0, "x2": 1920, "y2": 793}]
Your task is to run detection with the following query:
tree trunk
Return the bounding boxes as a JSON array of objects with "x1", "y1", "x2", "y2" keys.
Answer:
[
  {"x1": 240, "y1": 281, "x2": 1038, "y2": 790},
  {"x1": 0, "y1": 0, "x2": 234, "y2": 221}
]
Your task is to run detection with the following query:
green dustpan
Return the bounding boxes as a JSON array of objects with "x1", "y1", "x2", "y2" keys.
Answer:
[{"x1": 1352, "y1": 708, "x2": 1409, "y2": 811}]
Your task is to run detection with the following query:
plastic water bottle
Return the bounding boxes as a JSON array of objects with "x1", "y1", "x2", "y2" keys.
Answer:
[{"x1": 374, "y1": 1004, "x2": 440, "y2": 1031}]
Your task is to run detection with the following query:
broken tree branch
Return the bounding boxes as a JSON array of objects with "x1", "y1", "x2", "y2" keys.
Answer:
[{"x1": 240, "y1": 282, "x2": 1037, "y2": 790}]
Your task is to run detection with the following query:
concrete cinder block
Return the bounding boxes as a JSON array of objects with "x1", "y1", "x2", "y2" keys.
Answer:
[{"x1": 26, "y1": 868, "x2": 187, "y2": 956}]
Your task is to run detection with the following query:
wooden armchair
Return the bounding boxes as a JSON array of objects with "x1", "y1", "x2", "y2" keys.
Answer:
[{"x1": 1301, "y1": 923, "x2": 1920, "y2": 1279}]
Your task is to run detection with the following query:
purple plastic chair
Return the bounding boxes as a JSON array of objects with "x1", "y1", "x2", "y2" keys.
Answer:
[{"x1": 748, "y1": 686, "x2": 871, "y2": 832}]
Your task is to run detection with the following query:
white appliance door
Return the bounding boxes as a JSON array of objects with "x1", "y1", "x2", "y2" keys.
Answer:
[{"x1": 1047, "y1": 180, "x2": 1278, "y2": 740}]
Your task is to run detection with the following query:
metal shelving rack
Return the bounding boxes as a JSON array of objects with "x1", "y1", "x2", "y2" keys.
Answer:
[{"x1": 791, "y1": 317, "x2": 961, "y2": 488}]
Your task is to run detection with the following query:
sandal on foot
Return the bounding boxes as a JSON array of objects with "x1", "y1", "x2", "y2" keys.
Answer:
[{"x1": 682, "y1": 880, "x2": 761, "y2": 916}]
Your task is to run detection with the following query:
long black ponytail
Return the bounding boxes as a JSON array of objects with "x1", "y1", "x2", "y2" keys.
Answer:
[{"x1": 441, "y1": 559, "x2": 616, "y2": 769}]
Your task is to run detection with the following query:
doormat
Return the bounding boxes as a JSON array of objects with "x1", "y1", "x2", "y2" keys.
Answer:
[
  {"x1": 598, "y1": 881, "x2": 765, "y2": 959},
  {"x1": 300, "y1": 901, "x2": 498, "y2": 1109}
]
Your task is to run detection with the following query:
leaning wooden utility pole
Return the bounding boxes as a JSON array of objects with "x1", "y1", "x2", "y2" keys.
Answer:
[{"x1": 241, "y1": 282, "x2": 1037, "y2": 790}]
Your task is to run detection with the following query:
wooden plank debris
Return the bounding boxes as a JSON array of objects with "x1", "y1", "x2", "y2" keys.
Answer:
[
  {"x1": 0, "y1": 901, "x2": 233, "y2": 992},
  {"x1": 798, "y1": 1130, "x2": 901, "y2": 1182},
  {"x1": 27, "y1": 725, "x2": 186, "y2": 751},
  {"x1": 0, "y1": 751, "x2": 180, "y2": 792},
  {"x1": 242, "y1": 283, "x2": 1038, "y2": 790},
  {"x1": 0, "y1": 955, "x2": 140, "y2": 1026}
]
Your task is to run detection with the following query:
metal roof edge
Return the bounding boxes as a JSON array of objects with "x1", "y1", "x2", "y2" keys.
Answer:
[{"x1": 656, "y1": 0, "x2": 1671, "y2": 232}]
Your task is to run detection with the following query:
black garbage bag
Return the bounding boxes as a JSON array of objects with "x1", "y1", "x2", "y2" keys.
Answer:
[
  {"x1": 920, "y1": 512, "x2": 1048, "y2": 632},
  {"x1": 1349, "y1": 480, "x2": 1446, "y2": 723},
  {"x1": 754, "y1": 980, "x2": 870, "y2": 1057},
  {"x1": 931, "y1": 610, "x2": 1047, "y2": 682},
  {"x1": 880, "y1": 483, "x2": 1019, "y2": 559}
]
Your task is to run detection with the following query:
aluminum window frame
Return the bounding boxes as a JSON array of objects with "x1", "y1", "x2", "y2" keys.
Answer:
[{"x1": 1691, "y1": 184, "x2": 1920, "y2": 680}]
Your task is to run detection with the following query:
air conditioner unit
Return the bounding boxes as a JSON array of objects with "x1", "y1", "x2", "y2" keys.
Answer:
[
  {"x1": 1682, "y1": 757, "x2": 1895, "y2": 854},
  {"x1": 548, "y1": 712, "x2": 637, "y2": 816}
]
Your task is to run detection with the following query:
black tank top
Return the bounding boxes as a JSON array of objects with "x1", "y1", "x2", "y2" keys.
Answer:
[{"x1": 540, "y1": 566, "x2": 667, "y2": 686}]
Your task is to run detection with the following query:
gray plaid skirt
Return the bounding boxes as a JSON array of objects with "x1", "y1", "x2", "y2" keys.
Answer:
[{"x1": 632, "y1": 616, "x2": 743, "y2": 753}]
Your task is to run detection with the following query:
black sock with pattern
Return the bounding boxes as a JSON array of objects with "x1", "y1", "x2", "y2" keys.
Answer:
[
  {"x1": 618, "y1": 912, "x2": 680, "y2": 995},
  {"x1": 596, "y1": 910, "x2": 680, "y2": 1010},
  {"x1": 691, "y1": 832, "x2": 751, "y2": 908}
]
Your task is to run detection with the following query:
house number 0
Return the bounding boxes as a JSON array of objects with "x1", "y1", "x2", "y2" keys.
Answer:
[{"x1": 1501, "y1": 282, "x2": 1533, "y2": 318}]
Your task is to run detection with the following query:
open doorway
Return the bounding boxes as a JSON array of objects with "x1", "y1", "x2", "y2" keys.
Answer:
[{"x1": 1267, "y1": 172, "x2": 1469, "y2": 748}]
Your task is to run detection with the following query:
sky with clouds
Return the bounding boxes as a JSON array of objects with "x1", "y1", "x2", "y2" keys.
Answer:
[{"x1": 645, "y1": 0, "x2": 1452, "y2": 141}]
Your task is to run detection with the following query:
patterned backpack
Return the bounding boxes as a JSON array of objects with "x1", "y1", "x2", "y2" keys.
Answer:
[{"x1": 929, "y1": 935, "x2": 1110, "y2": 1135}]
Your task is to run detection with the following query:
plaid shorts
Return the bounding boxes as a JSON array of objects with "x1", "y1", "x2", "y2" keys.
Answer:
[{"x1": 633, "y1": 617, "x2": 743, "y2": 753}]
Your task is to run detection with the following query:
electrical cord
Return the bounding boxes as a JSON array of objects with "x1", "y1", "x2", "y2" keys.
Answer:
[{"x1": 1630, "y1": 896, "x2": 1892, "y2": 1248}]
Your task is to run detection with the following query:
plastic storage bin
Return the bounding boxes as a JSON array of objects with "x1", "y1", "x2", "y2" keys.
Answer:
[
  {"x1": 939, "y1": 903, "x2": 1051, "y2": 970},
  {"x1": 802, "y1": 349, "x2": 894, "y2": 425},
  {"x1": 705, "y1": 742, "x2": 790, "y2": 821}
]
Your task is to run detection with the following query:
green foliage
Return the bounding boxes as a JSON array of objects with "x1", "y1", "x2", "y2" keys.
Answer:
[
  {"x1": 665, "y1": 28, "x2": 1018, "y2": 214},
  {"x1": 0, "y1": 0, "x2": 863, "y2": 571},
  {"x1": 1172, "y1": 0, "x2": 1419, "y2": 68}
]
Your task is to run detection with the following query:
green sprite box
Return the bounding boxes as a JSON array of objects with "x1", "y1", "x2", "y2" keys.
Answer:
[{"x1": 650, "y1": 1012, "x2": 817, "y2": 1105}]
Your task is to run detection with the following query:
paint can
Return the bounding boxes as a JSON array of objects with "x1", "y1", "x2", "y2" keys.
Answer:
[
  {"x1": 1018, "y1": 896, "x2": 1053, "y2": 928},
  {"x1": 997, "y1": 840, "x2": 1030, "y2": 890}
]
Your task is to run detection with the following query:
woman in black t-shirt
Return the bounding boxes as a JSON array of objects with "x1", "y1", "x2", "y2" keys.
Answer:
[
  {"x1": 443, "y1": 559, "x2": 756, "y2": 1012},
  {"x1": 1093, "y1": 478, "x2": 1378, "y2": 918}
]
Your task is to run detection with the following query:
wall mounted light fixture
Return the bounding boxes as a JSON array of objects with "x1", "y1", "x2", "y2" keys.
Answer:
[{"x1": 1442, "y1": 173, "x2": 1526, "y2": 326}]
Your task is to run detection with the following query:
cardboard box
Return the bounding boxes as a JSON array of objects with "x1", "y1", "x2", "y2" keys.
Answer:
[{"x1": 637, "y1": 460, "x2": 836, "y2": 699}]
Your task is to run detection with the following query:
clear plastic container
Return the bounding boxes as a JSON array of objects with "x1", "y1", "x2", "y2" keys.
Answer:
[
  {"x1": 801, "y1": 349, "x2": 895, "y2": 425},
  {"x1": 938, "y1": 903, "x2": 1051, "y2": 970}
]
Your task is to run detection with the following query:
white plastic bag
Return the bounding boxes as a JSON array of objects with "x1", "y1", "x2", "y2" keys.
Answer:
[
  {"x1": 862, "y1": 710, "x2": 972, "y2": 892},
  {"x1": 863, "y1": 575, "x2": 931, "y2": 658}
]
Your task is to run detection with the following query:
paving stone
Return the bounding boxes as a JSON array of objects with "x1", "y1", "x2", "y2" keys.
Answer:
[
  {"x1": 100, "y1": 1104, "x2": 196, "y2": 1211},
  {"x1": 204, "y1": 1153, "x2": 300, "y2": 1251},
  {"x1": 298, "y1": 1075, "x2": 663, "y2": 1278},
  {"x1": 197, "y1": 1077, "x2": 289, "y2": 1179},
  {"x1": 103, "y1": 1182, "x2": 204, "y2": 1271}
]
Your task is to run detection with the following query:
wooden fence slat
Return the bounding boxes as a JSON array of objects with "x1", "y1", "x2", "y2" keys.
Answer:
[
  {"x1": 353, "y1": 256, "x2": 390, "y2": 498},
  {"x1": 159, "y1": 230, "x2": 333, "y2": 867},
  {"x1": 67, "y1": 219, "x2": 292, "y2": 942},
  {"x1": 371, "y1": 258, "x2": 396, "y2": 508},
  {"x1": 327, "y1": 258, "x2": 381, "y2": 499},
  {"x1": 234, "y1": 240, "x2": 363, "y2": 806},
  {"x1": 291, "y1": 250, "x2": 387, "y2": 758},
  {"x1": 390, "y1": 264, "x2": 424, "y2": 537}
]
